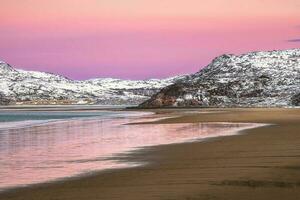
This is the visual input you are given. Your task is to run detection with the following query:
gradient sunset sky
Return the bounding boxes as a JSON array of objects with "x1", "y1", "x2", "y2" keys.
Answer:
[{"x1": 1, "y1": 0, "x2": 299, "y2": 80}]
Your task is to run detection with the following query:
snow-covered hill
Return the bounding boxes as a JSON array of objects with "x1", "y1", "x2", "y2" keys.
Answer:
[
  {"x1": 140, "y1": 49, "x2": 300, "y2": 108},
  {"x1": 0, "y1": 61, "x2": 185, "y2": 105}
]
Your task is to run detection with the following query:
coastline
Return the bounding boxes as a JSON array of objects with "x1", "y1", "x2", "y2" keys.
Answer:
[{"x1": 1, "y1": 108, "x2": 300, "y2": 200}]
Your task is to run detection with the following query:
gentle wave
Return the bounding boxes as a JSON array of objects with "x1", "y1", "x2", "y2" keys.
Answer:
[{"x1": 0, "y1": 110, "x2": 151, "y2": 132}]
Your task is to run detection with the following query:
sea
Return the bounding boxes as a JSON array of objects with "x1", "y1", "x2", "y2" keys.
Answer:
[{"x1": 0, "y1": 106, "x2": 260, "y2": 191}]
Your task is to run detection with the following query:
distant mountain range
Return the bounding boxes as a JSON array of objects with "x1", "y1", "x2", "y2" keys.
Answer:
[
  {"x1": 2, "y1": 49, "x2": 300, "y2": 107},
  {"x1": 140, "y1": 49, "x2": 300, "y2": 108},
  {"x1": 0, "y1": 61, "x2": 185, "y2": 105}
]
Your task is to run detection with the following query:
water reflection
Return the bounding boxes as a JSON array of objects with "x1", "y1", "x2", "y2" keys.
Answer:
[{"x1": 0, "y1": 115, "x2": 259, "y2": 191}]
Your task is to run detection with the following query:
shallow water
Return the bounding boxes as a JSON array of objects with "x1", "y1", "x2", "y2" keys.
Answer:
[{"x1": 0, "y1": 110, "x2": 260, "y2": 191}]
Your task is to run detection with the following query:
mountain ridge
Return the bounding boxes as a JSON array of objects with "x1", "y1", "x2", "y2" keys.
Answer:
[
  {"x1": 139, "y1": 48, "x2": 300, "y2": 108},
  {"x1": 0, "y1": 61, "x2": 185, "y2": 105}
]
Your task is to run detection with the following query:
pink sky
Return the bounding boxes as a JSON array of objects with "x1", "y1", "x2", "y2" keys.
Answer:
[{"x1": 0, "y1": 0, "x2": 299, "y2": 80}]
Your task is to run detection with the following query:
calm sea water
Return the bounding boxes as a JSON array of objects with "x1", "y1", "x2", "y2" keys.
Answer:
[{"x1": 0, "y1": 109, "x2": 261, "y2": 191}]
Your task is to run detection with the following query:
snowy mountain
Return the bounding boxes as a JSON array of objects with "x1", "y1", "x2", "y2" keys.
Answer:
[
  {"x1": 140, "y1": 49, "x2": 300, "y2": 108},
  {"x1": 0, "y1": 61, "x2": 185, "y2": 105}
]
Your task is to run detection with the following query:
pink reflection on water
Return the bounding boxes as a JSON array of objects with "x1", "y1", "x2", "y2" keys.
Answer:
[{"x1": 0, "y1": 115, "x2": 261, "y2": 191}]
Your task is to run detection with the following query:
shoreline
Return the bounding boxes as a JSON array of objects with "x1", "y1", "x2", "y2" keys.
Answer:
[
  {"x1": 1, "y1": 108, "x2": 300, "y2": 200},
  {"x1": 0, "y1": 110, "x2": 258, "y2": 193},
  {"x1": 0, "y1": 122, "x2": 264, "y2": 194}
]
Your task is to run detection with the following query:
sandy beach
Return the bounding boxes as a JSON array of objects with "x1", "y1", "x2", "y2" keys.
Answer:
[{"x1": 1, "y1": 108, "x2": 300, "y2": 200}]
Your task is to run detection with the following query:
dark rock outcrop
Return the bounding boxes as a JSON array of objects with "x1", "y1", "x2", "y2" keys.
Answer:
[{"x1": 291, "y1": 93, "x2": 300, "y2": 106}]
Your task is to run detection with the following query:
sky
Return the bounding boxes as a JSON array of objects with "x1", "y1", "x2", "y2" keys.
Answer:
[{"x1": 0, "y1": 0, "x2": 299, "y2": 80}]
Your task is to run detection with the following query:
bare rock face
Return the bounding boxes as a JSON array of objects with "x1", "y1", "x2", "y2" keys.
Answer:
[
  {"x1": 140, "y1": 49, "x2": 300, "y2": 108},
  {"x1": 291, "y1": 93, "x2": 300, "y2": 106},
  {"x1": 0, "y1": 61, "x2": 185, "y2": 105},
  {"x1": 0, "y1": 92, "x2": 12, "y2": 105}
]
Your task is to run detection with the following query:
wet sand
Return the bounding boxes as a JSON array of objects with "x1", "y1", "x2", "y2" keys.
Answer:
[{"x1": 1, "y1": 108, "x2": 300, "y2": 200}]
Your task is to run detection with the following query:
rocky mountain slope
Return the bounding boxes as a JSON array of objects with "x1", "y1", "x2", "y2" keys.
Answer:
[
  {"x1": 140, "y1": 49, "x2": 300, "y2": 108},
  {"x1": 0, "y1": 61, "x2": 184, "y2": 105}
]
